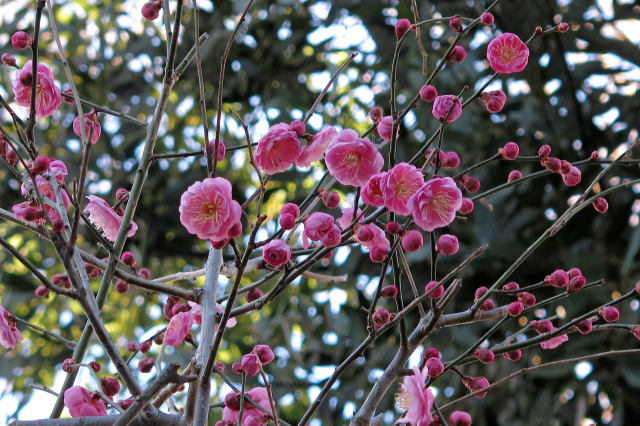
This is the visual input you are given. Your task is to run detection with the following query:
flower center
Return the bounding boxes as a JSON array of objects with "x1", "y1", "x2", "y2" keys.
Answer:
[
  {"x1": 395, "y1": 391, "x2": 411, "y2": 411},
  {"x1": 500, "y1": 46, "x2": 516, "y2": 63},
  {"x1": 343, "y1": 152, "x2": 361, "y2": 169}
]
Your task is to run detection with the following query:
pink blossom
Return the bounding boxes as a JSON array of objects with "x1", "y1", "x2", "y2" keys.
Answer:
[
  {"x1": 432, "y1": 95, "x2": 462, "y2": 122},
  {"x1": 395, "y1": 366, "x2": 434, "y2": 425},
  {"x1": 205, "y1": 140, "x2": 227, "y2": 162},
  {"x1": 188, "y1": 302, "x2": 237, "y2": 328},
  {"x1": 63, "y1": 386, "x2": 107, "y2": 417},
  {"x1": 0, "y1": 304, "x2": 22, "y2": 349},
  {"x1": 262, "y1": 239, "x2": 291, "y2": 267},
  {"x1": 376, "y1": 116, "x2": 399, "y2": 141},
  {"x1": 481, "y1": 90, "x2": 507, "y2": 113},
  {"x1": 410, "y1": 177, "x2": 462, "y2": 232},
  {"x1": 21, "y1": 175, "x2": 71, "y2": 209},
  {"x1": 12, "y1": 60, "x2": 61, "y2": 118},
  {"x1": 463, "y1": 376, "x2": 490, "y2": 398},
  {"x1": 481, "y1": 12, "x2": 495, "y2": 25},
  {"x1": 49, "y1": 159, "x2": 69, "y2": 184},
  {"x1": 296, "y1": 126, "x2": 337, "y2": 167},
  {"x1": 486, "y1": 33, "x2": 529, "y2": 74},
  {"x1": 419, "y1": 85, "x2": 438, "y2": 102},
  {"x1": 539, "y1": 330, "x2": 569, "y2": 350},
  {"x1": 303, "y1": 212, "x2": 342, "y2": 248},
  {"x1": 179, "y1": 177, "x2": 242, "y2": 241},
  {"x1": 254, "y1": 122, "x2": 302, "y2": 174},
  {"x1": 361, "y1": 172, "x2": 387, "y2": 207},
  {"x1": 380, "y1": 163, "x2": 424, "y2": 215},
  {"x1": 84, "y1": 195, "x2": 138, "y2": 242},
  {"x1": 163, "y1": 311, "x2": 194, "y2": 346},
  {"x1": 337, "y1": 207, "x2": 362, "y2": 230},
  {"x1": 562, "y1": 166, "x2": 581, "y2": 186},
  {"x1": 222, "y1": 387, "x2": 272, "y2": 425},
  {"x1": 401, "y1": 230, "x2": 423, "y2": 252},
  {"x1": 73, "y1": 111, "x2": 101, "y2": 144},
  {"x1": 357, "y1": 223, "x2": 390, "y2": 252},
  {"x1": 241, "y1": 353, "x2": 261, "y2": 376},
  {"x1": 450, "y1": 411, "x2": 473, "y2": 426},
  {"x1": 369, "y1": 106, "x2": 383, "y2": 123},
  {"x1": 395, "y1": 18, "x2": 412, "y2": 40},
  {"x1": 325, "y1": 129, "x2": 384, "y2": 186}
]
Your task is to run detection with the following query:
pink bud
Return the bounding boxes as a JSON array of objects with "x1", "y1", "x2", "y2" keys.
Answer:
[
  {"x1": 544, "y1": 157, "x2": 561, "y2": 173},
  {"x1": 381, "y1": 285, "x2": 398, "y2": 298},
  {"x1": 599, "y1": 306, "x2": 619, "y2": 323},
  {"x1": 52, "y1": 274, "x2": 71, "y2": 288},
  {"x1": 357, "y1": 226, "x2": 374, "y2": 242},
  {"x1": 425, "y1": 280, "x2": 444, "y2": 299},
  {"x1": 631, "y1": 326, "x2": 640, "y2": 341},
  {"x1": 508, "y1": 301, "x2": 524, "y2": 316},
  {"x1": 556, "y1": 22, "x2": 570, "y2": 33},
  {"x1": 481, "y1": 90, "x2": 507, "y2": 113},
  {"x1": 281, "y1": 202, "x2": 300, "y2": 218},
  {"x1": 507, "y1": 170, "x2": 523, "y2": 182},
  {"x1": 289, "y1": 120, "x2": 305, "y2": 137},
  {"x1": 52, "y1": 219, "x2": 65, "y2": 233},
  {"x1": 530, "y1": 319, "x2": 554, "y2": 333},
  {"x1": 436, "y1": 234, "x2": 459, "y2": 255},
  {"x1": 480, "y1": 298, "x2": 496, "y2": 311},
  {"x1": 138, "y1": 340, "x2": 152, "y2": 354},
  {"x1": 545, "y1": 269, "x2": 569, "y2": 288},
  {"x1": 377, "y1": 116, "x2": 397, "y2": 141},
  {"x1": 562, "y1": 166, "x2": 581, "y2": 186},
  {"x1": 35, "y1": 285, "x2": 49, "y2": 298},
  {"x1": 401, "y1": 230, "x2": 423, "y2": 252},
  {"x1": 395, "y1": 18, "x2": 412, "y2": 40},
  {"x1": 423, "y1": 347, "x2": 440, "y2": 361},
  {"x1": 246, "y1": 288, "x2": 264, "y2": 303},
  {"x1": 62, "y1": 88, "x2": 75, "y2": 104},
  {"x1": 481, "y1": 12, "x2": 495, "y2": 25},
  {"x1": 574, "y1": 319, "x2": 592, "y2": 335},
  {"x1": 425, "y1": 357, "x2": 444, "y2": 377},
  {"x1": 6, "y1": 148, "x2": 18, "y2": 166},
  {"x1": 474, "y1": 286, "x2": 488, "y2": 300},
  {"x1": 517, "y1": 291, "x2": 536, "y2": 307},
  {"x1": 253, "y1": 344, "x2": 275, "y2": 365},
  {"x1": 1, "y1": 53, "x2": 17, "y2": 67},
  {"x1": 372, "y1": 308, "x2": 390, "y2": 329},
  {"x1": 450, "y1": 410, "x2": 473, "y2": 426},
  {"x1": 231, "y1": 362, "x2": 244, "y2": 375},
  {"x1": 499, "y1": 142, "x2": 519, "y2": 160},
  {"x1": 62, "y1": 358, "x2": 78, "y2": 373},
  {"x1": 100, "y1": 377, "x2": 120, "y2": 397},
  {"x1": 441, "y1": 151, "x2": 460, "y2": 168},
  {"x1": 590, "y1": 151, "x2": 599, "y2": 160},
  {"x1": 121, "y1": 251, "x2": 137, "y2": 269},
  {"x1": 459, "y1": 197, "x2": 474, "y2": 214},
  {"x1": 89, "y1": 361, "x2": 101, "y2": 372},
  {"x1": 119, "y1": 398, "x2": 135, "y2": 410},
  {"x1": 462, "y1": 376, "x2": 489, "y2": 398},
  {"x1": 11, "y1": 31, "x2": 33, "y2": 50},
  {"x1": 592, "y1": 197, "x2": 608, "y2": 213},
  {"x1": 115, "y1": 280, "x2": 129, "y2": 294},
  {"x1": 320, "y1": 190, "x2": 340, "y2": 209},
  {"x1": 535, "y1": 26, "x2": 544, "y2": 35},
  {"x1": 449, "y1": 17, "x2": 463, "y2": 32},
  {"x1": 370, "y1": 246, "x2": 388, "y2": 263},
  {"x1": 262, "y1": 240, "x2": 291, "y2": 267},
  {"x1": 138, "y1": 268, "x2": 151, "y2": 279},
  {"x1": 141, "y1": 1, "x2": 162, "y2": 20},
  {"x1": 559, "y1": 160, "x2": 572, "y2": 175},
  {"x1": 242, "y1": 353, "x2": 264, "y2": 376},
  {"x1": 473, "y1": 348, "x2": 495, "y2": 364},
  {"x1": 419, "y1": 85, "x2": 438, "y2": 102},
  {"x1": 461, "y1": 175, "x2": 480, "y2": 193},
  {"x1": 538, "y1": 144, "x2": 551, "y2": 159},
  {"x1": 279, "y1": 213, "x2": 296, "y2": 230},
  {"x1": 503, "y1": 349, "x2": 522, "y2": 362},
  {"x1": 115, "y1": 188, "x2": 129, "y2": 201},
  {"x1": 369, "y1": 106, "x2": 383, "y2": 123},
  {"x1": 126, "y1": 341, "x2": 138, "y2": 352},
  {"x1": 214, "y1": 361, "x2": 225, "y2": 372},
  {"x1": 567, "y1": 268, "x2": 582, "y2": 279},
  {"x1": 502, "y1": 281, "x2": 520, "y2": 291},
  {"x1": 567, "y1": 275, "x2": 586, "y2": 293},
  {"x1": 83, "y1": 264, "x2": 99, "y2": 279},
  {"x1": 447, "y1": 45, "x2": 467, "y2": 63},
  {"x1": 385, "y1": 221, "x2": 403, "y2": 235},
  {"x1": 138, "y1": 357, "x2": 155, "y2": 373}
]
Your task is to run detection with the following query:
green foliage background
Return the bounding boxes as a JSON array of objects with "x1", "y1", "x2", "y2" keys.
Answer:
[{"x1": 0, "y1": 0, "x2": 639, "y2": 424}]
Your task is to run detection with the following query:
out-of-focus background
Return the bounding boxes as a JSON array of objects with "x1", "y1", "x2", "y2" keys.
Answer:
[{"x1": 0, "y1": 0, "x2": 639, "y2": 424}]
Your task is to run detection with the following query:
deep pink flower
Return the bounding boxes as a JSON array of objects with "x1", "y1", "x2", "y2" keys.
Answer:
[
  {"x1": 336, "y1": 207, "x2": 362, "y2": 230},
  {"x1": 163, "y1": 311, "x2": 194, "y2": 346},
  {"x1": 425, "y1": 280, "x2": 444, "y2": 299},
  {"x1": 425, "y1": 357, "x2": 444, "y2": 378},
  {"x1": 481, "y1": 12, "x2": 495, "y2": 25},
  {"x1": 401, "y1": 230, "x2": 423, "y2": 252},
  {"x1": 395, "y1": 366, "x2": 434, "y2": 425},
  {"x1": 420, "y1": 85, "x2": 438, "y2": 102},
  {"x1": 253, "y1": 344, "x2": 275, "y2": 365},
  {"x1": 303, "y1": 212, "x2": 341, "y2": 248},
  {"x1": 395, "y1": 18, "x2": 412, "y2": 40},
  {"x1": 450, "y1": 410, "x2": 473, "y2": 426},
  {"x1": 325, "y1": 129, "x2": 384, "y2": 186},
  {"x1": 63, "y1": 386, "x2": 107, "y2": 417},
  {"x1": 222, "y1": 387, "x2": 272, "y2": 425},
  {"x1": 13, "y1": 60, "x2": 61, "y2": 118},
  {"x1": 0, "y1": 304, "x2": 22, "y2": 349},
  {"x1": 499, "y1": 141, "x2": 520, "y2": 160},
  {"x1": 376, "y1": 116, "x2": 399, "y2": 142},
  {"x1": 141, "y1": 1, "x2": 162, "y2": 20},
  {"x1": 11, "y1": 31, "x2": 33, "y2": 50},
  {"x1": 179, "y1": 177, "x2": 242, "y2": 241},
  {"x1": 254, "y1": 122, "x2": 302, "y2": 174},
  {"x1": 432, "y1": 95, "x2": 462, "y2": 123},
  {"x1": 21, "y1": 175, "x2": 71, "y2": 209},
  {"x1": 262, "y1": 239, "x2": 291, "y2": 267},
  {"x1": 73, "y1": 111, "x2": 101, "y2": 144},
  {"x1": 381, "y1": 163, "x2": 424, "y2": 215},
  {"x1": 357, "y1": 223, "x2": 390, "y2": 251},
  {"x1": 241, "y1": 353, "x2": 261, "y2": 376},
  {"x1": 369, "y1": 106, "x2": 383, "y2": 123},
  {"x1": 410, "y1": 177, "x2": 462, "y2": 232},
  {"x1": 508, "y1": 170, "x2": 522, "y2": 182},
  {"x1": 481, "y1": 90, "x2": 507, "y2": 113},
  {"x1": 84, "y1": 195, "x2": 138, "y2": 242},
  {"x1": 459, "y1": 197, "x2": 474, "y2": 214},
  {"x1": 592, "y1": 197, "x2": 608, "y2": 213},
  {"x1": 463, "y1": 376, "x2": 490, "y2": 398},
  {"x1": 436, "y1": 234, "x2": 459, "y2": 255},
  {"x1": 362, "y1": 172, "x2": 387, "y2": 207},
  {"x1": 486, "y1": 33, "x2": 529, "y2": 74},
  {"x1": 562, "y1": 166, "x2": 582, "y2": 186},
  {"x1": 296, "y1": 126, "x2": 337, "y2": 167}
]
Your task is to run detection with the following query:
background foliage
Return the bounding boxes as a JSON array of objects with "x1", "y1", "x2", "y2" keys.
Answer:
[{"x1": 0, "y1": 0, "x2": 639, "y2": 424}]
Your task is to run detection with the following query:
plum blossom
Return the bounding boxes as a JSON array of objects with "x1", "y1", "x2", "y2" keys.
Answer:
[
  {"x1": 410, "y1": 177, "x2": 462, "y2": 232},
  {"x1": 12, "y1": 60, "x2": 61, "y2": 118},
  {"x1": 179, "y1": 177, "x2": 242, "y2": 242},
  {"x1": 480, "y1": 90, "x2": 507, "y2": 113},
  {"x1": 395, "y1": 366, "x2": 434, "y2": 425},
  {"x1": 188, "y1": 302, "x2": 237, "y2": 329},
  {"x1": 63, "y1": 386, "x2": 107, "y2": 417},
  {"x1": 254, "y1": 122, "x2": 302, "y2": 174},
  {"x1": 303, "y1": 212, "x2": 341, "y2": 248},
  {"x1": 84, "y1": 195, "x2": 138, "y2": 241},
  {"x1": 262, "y1": 239, "x2": 291, "y2": 267},
  {"x1": 0, "y1": 304, "x2": 23, "y2": 349},
  {"x1": 486, "y1": 33, "x2": 529, "y2": 74},
  {"x1": 163, "y1": 311, "x2": 194, "y2": 346},
  {"x1": 221, "y1": 387, "x2": 272, "y2": 425},
  {"x1": 432, "y1": 95, "x2": 462, "y2": 123},
  {"x1": 361, "y1": 172, "x2": 387, "y2": 207},
  {"x1": 73, "y1": 111, "x2": 101, "y2": 144},
  {"x1": 336, "y1": 207, "x2": 362, "y2": 230},
  {"x1": 325, "y1": 129, "x2": 384, "y2": 186},
  {"x1": 296, "y1": 126, "x2": 337, "y2": 167},
  {"x1": 380, "y1": 162, "x2": 424, "y2": 215}
]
